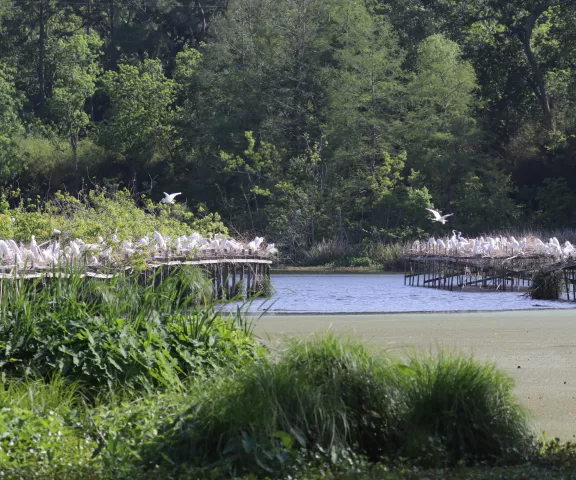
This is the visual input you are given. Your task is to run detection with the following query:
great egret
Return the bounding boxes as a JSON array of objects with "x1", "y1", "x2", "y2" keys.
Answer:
[
  {"x1": 425, "y1": 208, "x2": 453, "y2": 225},
  {"x1": 161, "y1": 192, "x2": 181, "y2": 204}
]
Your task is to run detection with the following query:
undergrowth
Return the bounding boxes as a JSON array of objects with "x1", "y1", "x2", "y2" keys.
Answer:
[
  {"x1": 0, "y1": 187, "x2": 227, "y2": 243},
  {"x1": 0, "y1": 267, "x2": 264, "y2": 397},
  {"x1": 0, "y1": 329, "x2": 569, "y2": 478}
]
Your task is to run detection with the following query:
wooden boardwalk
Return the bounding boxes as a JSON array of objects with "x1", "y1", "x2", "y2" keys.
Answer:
[
  {"x1": 0, "y1": 255, "x2": 274, "y2": 299},
  {"x1": 404, "y1": 254, "x2": 576, "y2": 302}
]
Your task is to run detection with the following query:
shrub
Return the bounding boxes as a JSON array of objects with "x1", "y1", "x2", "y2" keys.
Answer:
[
  {"x1": 146, "y1": 335, "x2": 407, "y2": 475},
  {"x1": 0, "y1": 268, "x2": 264, "y2": 396},
  {"x1": 0, "y1": 187, "x2": 227, "y2": 243},
  {"x1": 401, "y1": 351, "x2": 532, "y2": 465},
  {"x1": 304, "y1": 239, "x2": 349, "y2": 266},
  {"x1": 529, "y1": 270, "x2": 564, "y2": 300}
]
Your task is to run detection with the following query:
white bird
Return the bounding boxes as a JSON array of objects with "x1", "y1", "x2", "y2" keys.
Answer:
[
  {"x1": 425, "y1": 208, "x2": 453, "y2": 225},
  {"x1": 265, "y1": 243, "x2": 278, "y2": 255},
  {"x1": 154, "y1": 231, "x2": 167, "y2": 250},
  {"x1": 161, "y1": 192, "x2": 181, "y2": 204},
  {"x1": 53, "y1": 229, "x2": 61, "y2": 236}
]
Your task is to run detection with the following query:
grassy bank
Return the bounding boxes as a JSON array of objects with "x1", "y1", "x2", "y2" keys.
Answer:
[
  {"x1": 0, "y1": 270, "x2": 574, "y2": 478},
  {"x1": 0, "y1": 331, "x2": 574, "y2": 478}
]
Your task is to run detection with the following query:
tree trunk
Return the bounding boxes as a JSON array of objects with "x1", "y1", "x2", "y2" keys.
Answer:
[
  {"x1": 514, "y1": 1, "x2": 571, "y2": 131},
  {"x1": 72, "y1": 131, "x2": 79, "y2": 191},
  {"x1": 38, "y1": 0, "x2": 46, "y2": 114},
  {"x1": 519, "y1": 23, "x2": 555, "y2": 130}
]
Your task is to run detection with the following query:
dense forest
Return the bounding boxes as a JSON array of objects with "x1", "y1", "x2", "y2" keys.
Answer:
[{"x1": 1, "y1": 0, "x2": 576, "y2": 252}]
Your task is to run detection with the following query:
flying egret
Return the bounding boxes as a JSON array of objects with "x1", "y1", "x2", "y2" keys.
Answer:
[
  {"x1": 425, "y1": 208, "x2": 454, "y2": 225},
  {"x1": 161, "y1": 192, "x2": 181, "y2": 204}
]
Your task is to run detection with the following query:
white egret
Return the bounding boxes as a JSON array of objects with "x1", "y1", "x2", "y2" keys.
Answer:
[
  {"x1": 161, "y1": 192, "x2": 181, "y2": 204},
  {"x1": 425, "y1": 208, "x2": 453, "y2": 225}
]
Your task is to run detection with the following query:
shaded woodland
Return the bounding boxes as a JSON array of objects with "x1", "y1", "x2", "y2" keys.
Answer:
[{"x1": 1, "y1": 0, "x2": 576, "y2": 249}]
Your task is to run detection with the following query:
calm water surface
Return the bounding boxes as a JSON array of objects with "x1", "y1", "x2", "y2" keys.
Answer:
[{"x1": 238, "y1": 273, "x2": 576, "y2": 314}]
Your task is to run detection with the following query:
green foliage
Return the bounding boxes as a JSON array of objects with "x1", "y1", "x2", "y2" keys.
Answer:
[
  {"x1": 401, "y1": 351, "x2": 532, "y2": 464},
  {"x1": 534, "y1": 178, "x2": 576, "y2": 228},
  {"x1": 146, "y1": 335, "x2": 406, "y2": 475},
  {"x1": 0, "y1": 64, "x2": 22, "y2": 179},
  {"x1": 0, "y1": 334, "x2": 558, "y2": 478},
  {"x1": 48, "y1": 30, "x2": 102, "y2": 181},
  {"x1": 0, "y1": 187, "x2": 227, "y2": 242},
  {"x1": 401, "y1": 34, "x2": 479, "y2": 206},
  {"x1": 99, "y1": 59, "x2": 177, "y2": 173},
  {"x1": 0, "y1": 268, "x2": 262, "y2": 396},
  {"x1": 142, "y1": 336, "x2": 533, "y2": 476},
  {"x1": 4, "y1": 0, "x2": 576, "y2": 257}
]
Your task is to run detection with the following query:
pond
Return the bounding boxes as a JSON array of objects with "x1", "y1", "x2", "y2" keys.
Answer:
[{"x1": 232, "y1": 272, "x2": 576, "y2": 314}]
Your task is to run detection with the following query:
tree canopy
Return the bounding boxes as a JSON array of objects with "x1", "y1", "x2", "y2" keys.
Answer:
[{"x1": 1, "y1": 0, "x2": 576, "y2": 247}]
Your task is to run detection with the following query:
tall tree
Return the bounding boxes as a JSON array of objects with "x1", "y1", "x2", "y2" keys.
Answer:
[
  {"x1": 99, "y1": 58, "x2": 177, "y2": 183},
  {"x1": 401, "y1": 34, "x2": 479, "y2": 209},
  {"x1": 0, "y1": 64, "x2": 22, "y2": 179},
  {"x1": 49, "y1": 31, "x2": 102, "y2": 188}
]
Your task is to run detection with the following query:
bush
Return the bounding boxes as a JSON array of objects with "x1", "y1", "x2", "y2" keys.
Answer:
[
  {"x1": 0, "y1": 268, "x2": 264, "y2": 396},
  {"x1": 146, "y1": 335, "x2": 406, "y2": 475},
  {"x1": 401, "y1": 351, "x2": 532, "y2": 464},
  {"x1": 0, "y1": 187, "x2": 227, "y2": 243},
  {"x1": 529, "y1": 270, "x2": 564, "y2": 300}
]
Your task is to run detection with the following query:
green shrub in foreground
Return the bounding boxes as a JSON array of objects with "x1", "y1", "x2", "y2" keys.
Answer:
[
  {"x1": 0, "y1": 268, "x2": 264, "y2": 396},
  {"x1": 145, "y1": 335, "x2": 406, "y2": 475},
  {"x1": 142, "y1": 338, "x2": 533, "y2": 476},
  {"x1": 402, "y1": 351, "x2": 532, "y2": 464}
]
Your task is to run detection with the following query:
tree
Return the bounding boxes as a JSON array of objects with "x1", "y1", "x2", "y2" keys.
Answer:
[
  {"x1": 0, "y1": 65, "x2": 22, "y2": 179},
  {"x1": 99, "y1": 58, "x2": 177, "y2": 182},
  {"x1": 401, "y1": 34, "x2": 479, "y2": 209},
  {"x1": 320, "y1": 1, "x2": 408, "y2": 235},
  {"x1": 49, "y1": 31, "x2": 102, "y2": 188}
]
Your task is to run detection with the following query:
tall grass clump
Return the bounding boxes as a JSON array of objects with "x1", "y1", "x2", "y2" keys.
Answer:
[
  {"x1": 529, "y1": 269, "x2": 564, "y2": 300},
  {"x1": 146, "y1": 335, "x2": 407, "y2": 475},
  {"x1": 363, "y1": 241, "x2": 406, "y2": 270},
  {"x1": 402, "y1": 351, "x2": 532, "y2": 464},
  {"x1": 0, "y1": 267, "x2": 263, "y2": 397},
  {"x1": 303, "y1": 239, "x2": 349, "y2": 266}
]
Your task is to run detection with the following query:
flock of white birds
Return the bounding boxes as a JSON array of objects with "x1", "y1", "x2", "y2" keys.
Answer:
[
  {"x1": 420, "y1": 207, "x2": 576, "y2": 259},
  {"x1": 0, "y1": 231, "x2": 278, "y2": 269},
  {"x1": 414, "y1": 230, "x2": 576, "y2": 260}
]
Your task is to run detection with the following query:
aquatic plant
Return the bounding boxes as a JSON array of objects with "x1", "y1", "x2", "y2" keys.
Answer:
[{"x1": 529, "y1": 269, "x2": 564, "y2": 300}]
